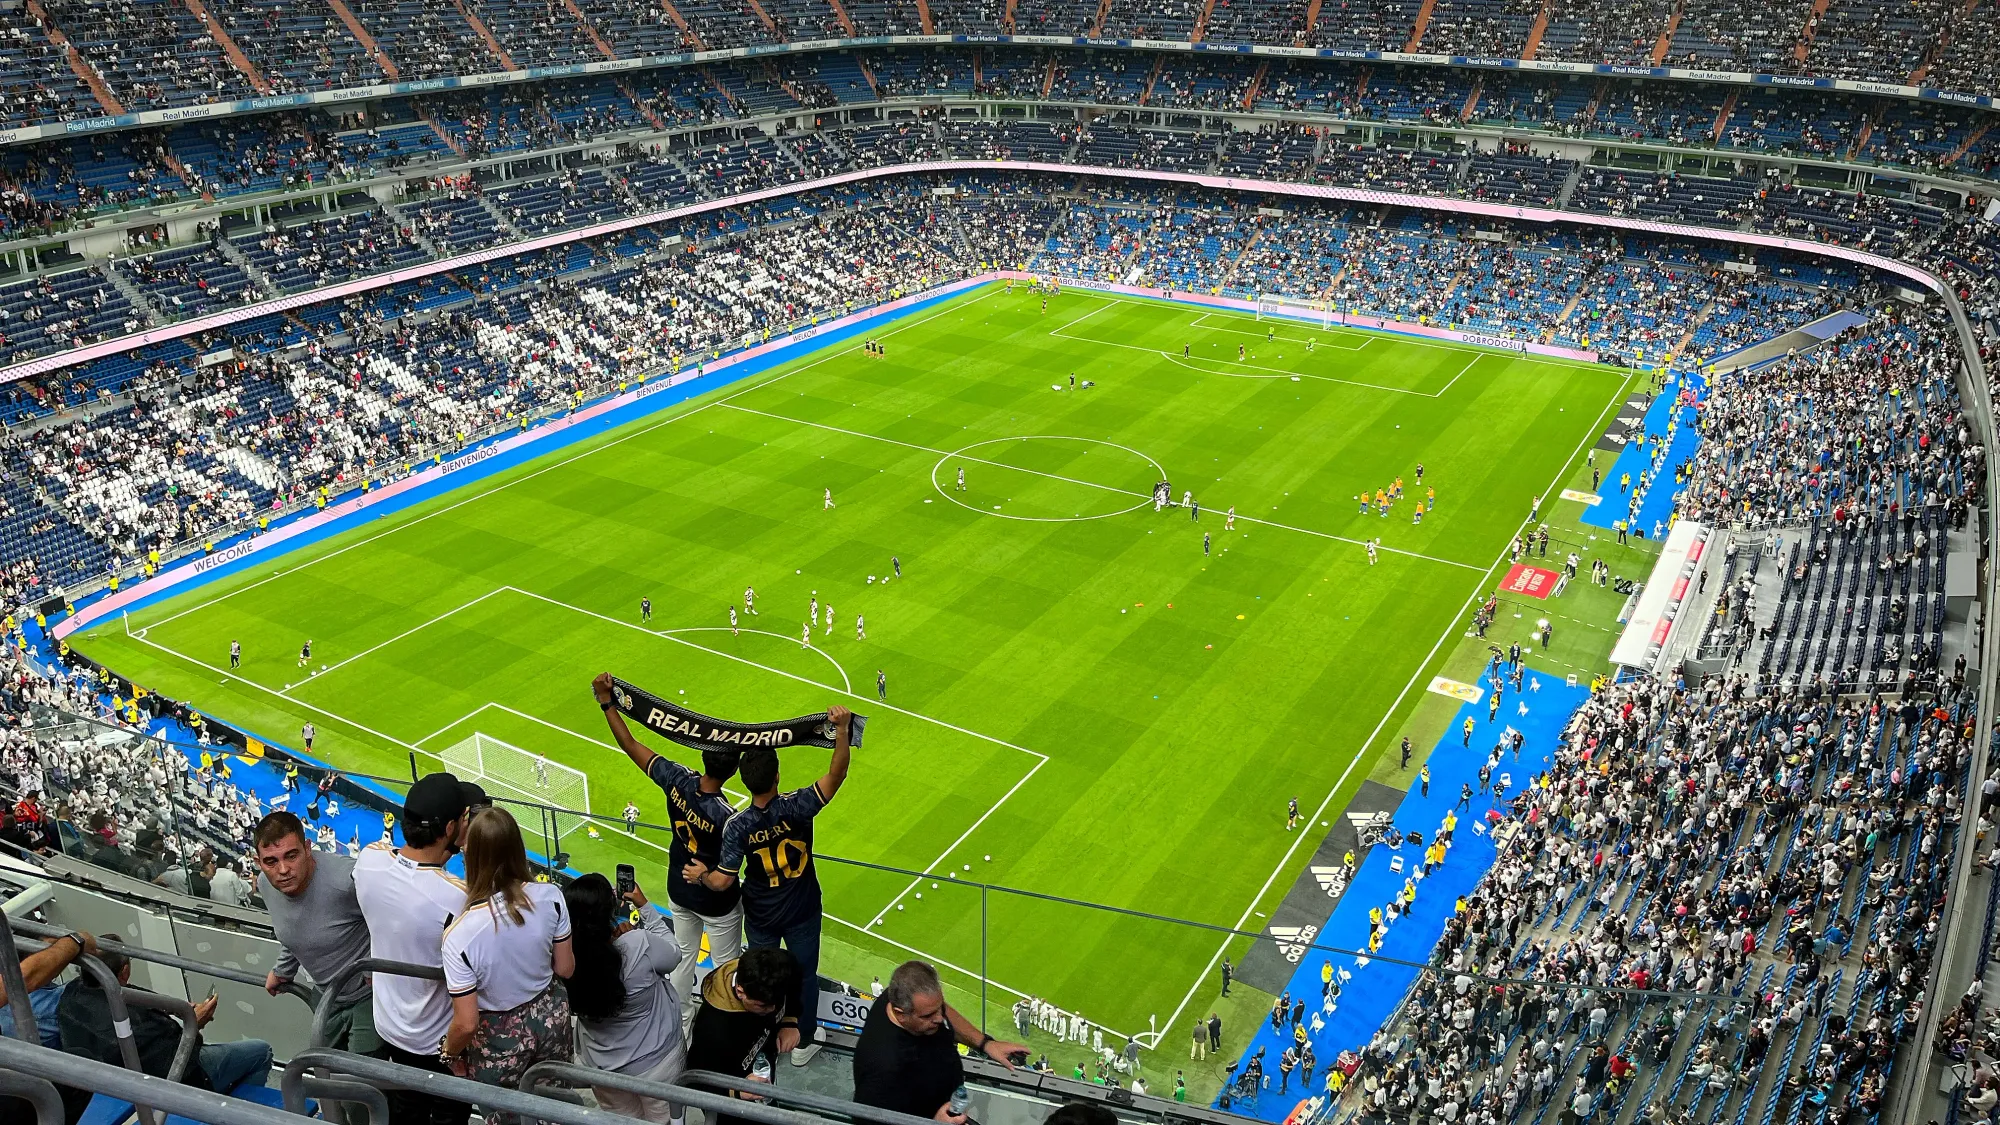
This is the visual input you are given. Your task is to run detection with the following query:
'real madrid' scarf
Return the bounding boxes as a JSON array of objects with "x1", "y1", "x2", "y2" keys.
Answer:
[{"x1": 608, "y1": 676, "x2": 867, "y2": 752}]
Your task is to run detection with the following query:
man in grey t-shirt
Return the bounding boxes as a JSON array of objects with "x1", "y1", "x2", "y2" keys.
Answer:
[{"x1": 254, "y1": 812, "x2": 377, "y2": 1059}]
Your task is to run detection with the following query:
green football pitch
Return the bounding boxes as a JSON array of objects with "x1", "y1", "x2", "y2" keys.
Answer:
[{"x1": 73, "y1": 283, "x2": 1636, "y2": 1054}]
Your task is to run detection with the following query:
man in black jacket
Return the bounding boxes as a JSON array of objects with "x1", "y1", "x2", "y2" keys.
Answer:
[{"x1": 58, "y1": 938, "x2": 274, "y2": 1096}]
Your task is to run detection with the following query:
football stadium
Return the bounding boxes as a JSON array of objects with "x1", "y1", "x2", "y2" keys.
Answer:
[{"x1": 0, "y1": 1, "x2": 1991, "y2": 1123}]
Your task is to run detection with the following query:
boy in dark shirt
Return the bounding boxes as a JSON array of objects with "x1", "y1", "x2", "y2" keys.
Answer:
[
  {"x1": 687, "y1": 949, "x2": 801, "y2": 1125},
  {"x1": 687, "y1": 705, "x2": 854, "y2": 1064}
]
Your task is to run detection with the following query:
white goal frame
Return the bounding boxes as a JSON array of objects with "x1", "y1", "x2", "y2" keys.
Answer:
[
  {"x1": 1254, "y1": 294, "x2": 1336, "y2": 328},
  {"x1": 440, "y1": 732, "x2": 592, "y2": 838}
]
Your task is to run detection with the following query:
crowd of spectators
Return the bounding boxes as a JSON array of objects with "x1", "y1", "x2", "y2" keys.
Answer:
[
  {"x1": 37, "y1": 0, "x2": 259, "y2": 110},
  {"x1": 1676, "y1": 315, "x2": 1974, "y2": 529},
  {"x1": 6, "y1": 0, "x2": 2000, "y2": 138},
  {"x1": 1334, "y1": 671, "x2": 1965, "y2": 1125},
  {"x1": 3, "y1": 50, "x2": 2000, "y2": 251}
]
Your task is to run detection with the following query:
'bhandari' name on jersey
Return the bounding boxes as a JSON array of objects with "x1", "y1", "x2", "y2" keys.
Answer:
[
  {"x1": 646, "y1": 709, "x2": 796, "y2": 747},
  {"x1": 667, "y1": 786, "x2": 720, "y2": 835}
]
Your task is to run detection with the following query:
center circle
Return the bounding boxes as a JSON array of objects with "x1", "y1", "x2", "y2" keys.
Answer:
[{"x1": 930, "y1": 437, "x2": 1167, "y2": 522}]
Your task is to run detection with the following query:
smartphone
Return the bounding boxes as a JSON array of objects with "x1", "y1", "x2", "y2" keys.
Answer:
[{"x1": 616, "y1": 863, "x2": 637, "y2": 896}]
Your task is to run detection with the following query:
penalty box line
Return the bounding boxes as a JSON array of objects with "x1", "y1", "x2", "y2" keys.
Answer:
[
  {"x1": 717, "y1": 402, "x2": 1487, "y2": 572},
  {"x1": 1186, "y1": 310, "x2": 1372, "y2": 350},
  {"x1": 123, "y1": 610, "x2": 1068, "y2": 1021},
  {"x1": 1052, "y1": 313, "x2": 1438, "y2": 397},
  {"x1": 1072, "y1": 289, "x2": 1621, "y2": 375}
]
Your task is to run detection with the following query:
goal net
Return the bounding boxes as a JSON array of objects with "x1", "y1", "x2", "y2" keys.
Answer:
[
  {"x1": 1255, "y1": 294, "x2": 1336, "y2": 328},
  {"x1": 439, "y1": 733, "x2": 591, "y2": 839}
]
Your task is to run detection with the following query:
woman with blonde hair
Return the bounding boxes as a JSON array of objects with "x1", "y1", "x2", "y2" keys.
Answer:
[{"x1": 440, "y1": 807, "x2": 575, "y2": 1123}]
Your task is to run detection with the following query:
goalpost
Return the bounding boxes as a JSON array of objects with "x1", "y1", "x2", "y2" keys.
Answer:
[
  {"x1": 440, "y1": 732, "x2": 592, "y2": 838},
  {"x1": 1254, "y1": 293, "x2": 1337, "y2": 328}
]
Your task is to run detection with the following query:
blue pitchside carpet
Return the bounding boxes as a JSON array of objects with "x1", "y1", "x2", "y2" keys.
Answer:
[{"x1": 1220, "y1": 666, "x2": 1592, "y2": 1121}]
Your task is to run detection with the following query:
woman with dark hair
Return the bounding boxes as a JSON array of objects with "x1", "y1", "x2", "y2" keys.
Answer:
[
  {"x1": 564, "y1": 873, "x2": 686, "y2": 1124},
  {"x1": 440, "y1": 807, "x2": 575, "y2": 1124}
]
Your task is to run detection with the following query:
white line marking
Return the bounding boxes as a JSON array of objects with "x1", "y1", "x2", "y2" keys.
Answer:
[
  {"x1": 1048, "y1": 296, "x2": 1117, "y2": 335},
  {"x1": 865, "y1": 754, "x2": 1049, "y2": 928},
  {"x1": 125, "y1": 629, "x2": 432, "y2": 755},
  {"x1": 417, "y1": 703, "x2": 497, "y2": 748},
  {"x1": 659, "y1": 626, "x2": 852, "y2": 694},
  {"x1": 503, "y1": 586, "x2": 1046, "y2": 763},
  {"x1": 1188, "y1": 311, "x2": 1371, "y2": 350},
  {"x1": 1080, "y1": 288, "x2": 1617, "y2": 373},
  {"x1": 135, "y1": 286, "x2": 1001, "y2": 634},
  {"x1": 722, "y1": 403, "x2": 1486, "y2": 571},
  {"x1": 1153, "y1": 348, "x2": 1437, "y2": 394},
  {"x1": 1432, "y1": 352, "x2": 1486, "y2": 398},
  {"x1": 301, "y1": 589, "x2": 509, "y2": 684},
  {"x1": 1053, "y1": 321, "x2": 1435, "y2": 395},
  {"x1": 928, "y1": 436, "x2": 1164, "y2": 523},
  {"x1": 1143, "y1": 368, "x2": 1640, "y2": 1050}
]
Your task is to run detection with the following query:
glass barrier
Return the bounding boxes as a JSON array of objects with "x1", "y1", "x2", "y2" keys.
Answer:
[{"x1": 0, "y1": 706, "x2": 1726, "y2": 1116}]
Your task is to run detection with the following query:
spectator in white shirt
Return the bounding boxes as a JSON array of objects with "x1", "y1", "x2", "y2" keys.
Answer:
[
  {"x1": 440, "y1": 807, "x2": 575, "y2": 1123},
  {"x1": 207, "y1": 857, "x2": 252, "y2": 907},
  {"x1": 353, "y1": 772, "x2": 484, "y2": 1125},
  {"x1": 565, "y1": 872, "x2": 686, "y2": 1124}
]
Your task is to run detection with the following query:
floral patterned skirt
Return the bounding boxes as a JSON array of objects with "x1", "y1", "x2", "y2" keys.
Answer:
[{"x1": 465, "y1": 982, "x2": 573, "y2": 1125}]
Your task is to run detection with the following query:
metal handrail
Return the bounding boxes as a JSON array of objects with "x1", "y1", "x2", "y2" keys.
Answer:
[
  {"x1": 6, "y1": 915, "x2": 318, "y2": 1010},
  {"x1": 0, "y1": 1066, "x2": 66, "y2": 1125},
  {"x1": 0, "y1": 1035, "x2": 315, "y2": 1124},
  {"x1": 676, "y1": 1068, "x2": 942, "y2": 1125},
  {"x1": 283, "y1": 1047, "x2": 662, "y2": 1125},
  {"x1": 307, "y1": 958, "x2": 441, "y2": 1049},
  {"x1": 526, "y1": 1060, "x2": 883, "y2": 1125},
  {"x1": 12, "y1": 937, "x2": 160, "y2": 1125},
  {"x1": 8, "y1": 933, "x2": 200, "y2": 1086},
  {"x1": 0, "y1": 907, "x2": 37, "y2": 1046},
  {"x1": 118, "y1": 990, "x2": 201, "y2": 1088},
  {"x1": 297, "y1": 1075, "x2": 389, "y2": 1125}
]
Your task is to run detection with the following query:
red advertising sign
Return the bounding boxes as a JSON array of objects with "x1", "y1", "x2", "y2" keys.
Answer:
[{"x1": 1500, "y1": 564, "x2": 1562, "y2": 600}]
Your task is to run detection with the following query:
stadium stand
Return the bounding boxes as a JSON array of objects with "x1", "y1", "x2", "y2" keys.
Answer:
[
  {"x1": 0, "y1": 4, "x2": 1993, "y2": 1122},
  {"x1": 1334, "y1": 670, "x2": 1964, "y2": 1122},
  {"x1": 202, "y1": 0, "x2": 388, "y2": 93}
]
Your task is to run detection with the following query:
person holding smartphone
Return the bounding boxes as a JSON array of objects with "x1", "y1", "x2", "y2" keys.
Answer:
[
  {"x1": 57, "y1": 936, "x2": 276, "y2": 1095},
  {"x1": 564, "y1": 871, "x2": 686, "y2": 1124}
]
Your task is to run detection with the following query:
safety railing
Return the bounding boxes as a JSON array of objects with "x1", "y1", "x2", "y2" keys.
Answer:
[
  {"x1": 17, "y1": 696, "x2": 1988, "y2": 1109},
  {"x1": 0, "y1": 1035, "x2": 314, "y2": 1125}
]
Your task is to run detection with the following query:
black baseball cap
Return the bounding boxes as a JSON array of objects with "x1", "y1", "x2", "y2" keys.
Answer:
[{"x1": 404, "y1": 773, "x2": 488, "y2": 829}]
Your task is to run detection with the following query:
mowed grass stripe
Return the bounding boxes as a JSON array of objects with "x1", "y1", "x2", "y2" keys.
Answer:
[{"x1": 79, "y1": 284, "x2": 1624, "y2": 1034}]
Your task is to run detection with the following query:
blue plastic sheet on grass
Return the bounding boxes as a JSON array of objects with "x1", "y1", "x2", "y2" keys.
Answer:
[
  {"x1": 1218, "y1": 667, "x2": 1591, "y2": 1121},
  {"x1": 1582, "y1": 380, "x2": 1702, "y2": 536}
]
